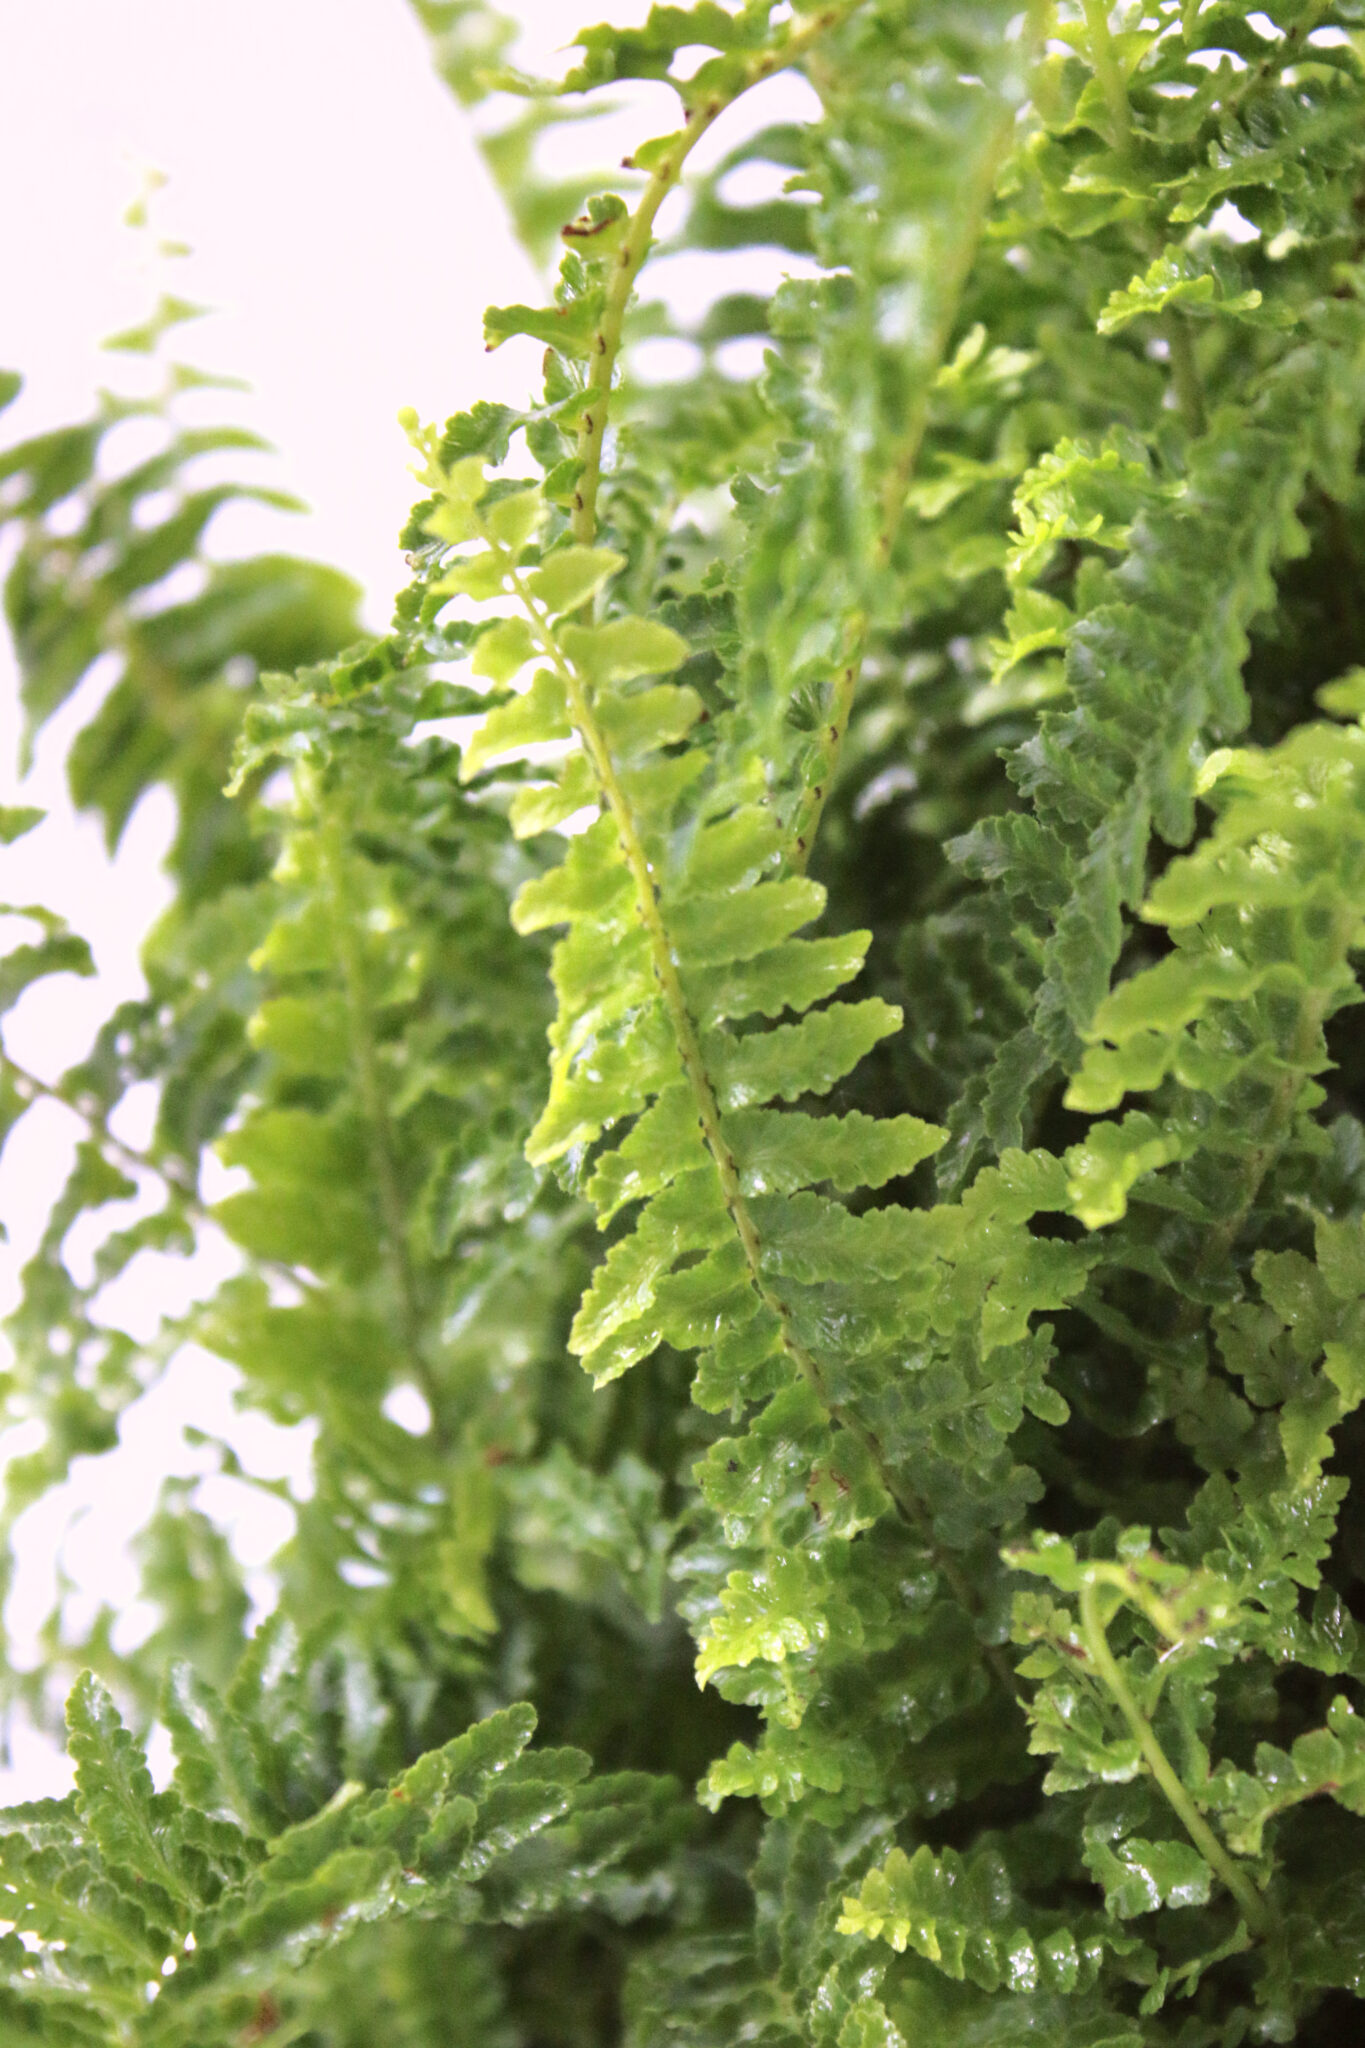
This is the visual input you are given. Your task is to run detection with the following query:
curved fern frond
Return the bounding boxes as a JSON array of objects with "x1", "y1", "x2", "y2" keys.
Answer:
[
  {"x1": 0, "y1": 1668, "x2": 680, "y2": 2048},
  {"x1": 408, "y1": 429, "x2": 1106, "y2": 1783},
  {"x1": 1064, "y1": 695, "x2": 1365, "y2": 1266},
  {"x1": 951, "y1": 345, "x2": 1364, "y2": 1173},
  {"x1": 413, "y1": 439, "x2": 937, "y2": 1416}
]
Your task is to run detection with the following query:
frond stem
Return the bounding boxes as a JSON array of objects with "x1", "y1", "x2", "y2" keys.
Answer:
[
  {"x1": 1079, "y1": 1580, "x2": 1270, "y2": 1936},
  {"x1": 494, "y1": 531, "x2": 1017, "y2": 1695},
  {"x1": 572, "y1": 2, "x2": 859, "y2": 546},
  {"x1": 320, "y1": 810, "x2": 443, "y2": 1430},
  {"x1": 0, "y1": 1049, "x2": 320, "y2": 1301},
  {"x1": 788, "y1": 6, "x2": 1045, "y2": 868},
  {"x1": 2, "y1": 1051, "x2": 198, "y2": 1205},
  {"x1": 1081, "y1": 0, "x2": 1133, "y2": 159},
  {"x1": 1162, "y1": 310, "x2": 1208, "y2": 437},
  {"x1": 1080, "y1": 0, "x2": 1211, "y2": 436}
]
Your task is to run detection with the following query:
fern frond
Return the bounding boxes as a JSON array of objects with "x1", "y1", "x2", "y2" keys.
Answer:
[
  {"x1": 0, "y1": 1669, "x2": 678, "y2": 2048},
  {"x1": 953, "y1": 349, "x2": 1359, "y2": 1168}
]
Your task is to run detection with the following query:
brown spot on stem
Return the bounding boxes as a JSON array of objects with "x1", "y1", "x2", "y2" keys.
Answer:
[
  {"x1": 563, "y1": 213, "x2": 619, "y2": 241},
  {"x1": 243, "y1": 1994, "x2": 282, "y2": 2044}
]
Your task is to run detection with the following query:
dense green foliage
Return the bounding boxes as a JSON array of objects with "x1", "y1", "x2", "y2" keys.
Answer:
[{"x1": 3, "y1": 0, "x2": 1365, "y2": 2038}]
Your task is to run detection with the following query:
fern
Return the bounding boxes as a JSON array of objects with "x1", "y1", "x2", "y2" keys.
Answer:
[
  {"x1": 0, "y1": 1661, "x2": 677, "y2": 2048},
  {"x1": 4, "y1": 1, "x2": 1365, "y2": 2041}
]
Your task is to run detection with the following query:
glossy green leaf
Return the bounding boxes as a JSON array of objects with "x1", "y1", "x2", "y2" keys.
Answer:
[
  {"x1": 559, "y1": 615, "x2": 689, "y2": 687},
  {"x1": 1096, "y1": 250, "x2": 1262, "y2": 335},
  {"x1": 726, "y1": 1107, "x2": 945, "y2": 1195},
  {"x1": 711, "y1": 999, "x2": 903, "y2": 1108},
  {"x1": 525, "y1": 545, "x2": 624, "y2": 617},
  {"x1": 470, "y1": 613, "x2": 537, "y2": 686},
  {"x1": 462, "y1": 666, "x2": 571, "y2": 777}
]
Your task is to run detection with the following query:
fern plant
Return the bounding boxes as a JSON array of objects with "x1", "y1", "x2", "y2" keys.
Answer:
[{"x1": 4, "y1": 0, "x2": 1365, "y2": 2040}]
